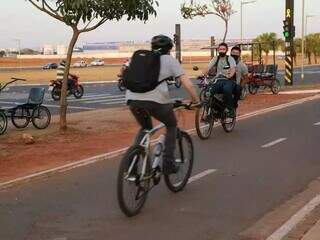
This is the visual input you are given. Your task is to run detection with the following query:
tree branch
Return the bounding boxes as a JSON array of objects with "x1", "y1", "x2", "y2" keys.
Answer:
[
  {"x1": 28, "y1": 0, "x2": 64, "y2": 22},
  {"x1": 79, "y1": 18, "x2": 108, "y2": 33}
]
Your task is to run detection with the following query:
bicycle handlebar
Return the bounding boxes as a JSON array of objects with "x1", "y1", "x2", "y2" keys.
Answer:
[
  {"x1": 11, "y1": 77, "x2": 27, "y2": 81},
  {"x1": 0, "y1": 77, "x2": 27, "y2": 92}
]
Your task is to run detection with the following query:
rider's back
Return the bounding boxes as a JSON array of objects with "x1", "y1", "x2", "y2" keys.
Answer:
[{"x1": 126, "y1": 54, "x2": 184, "y2": 104}]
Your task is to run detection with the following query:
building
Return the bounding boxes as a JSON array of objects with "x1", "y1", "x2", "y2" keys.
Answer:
[
  {"x1": 43, "y1": 45, "x2": 54, "y2": 55},
  {"x1": 83, "y1": 42, "x2": 119, "y2": 52}
]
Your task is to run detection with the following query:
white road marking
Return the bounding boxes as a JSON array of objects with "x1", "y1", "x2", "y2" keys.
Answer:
[
  {"x1": 84, "y1": 97, "x2": 125, "y2": 104},
  {"x1": 266, "y1": 194, "x2": 320, "y2": 240},
  {"x1": 314, "y1": 122, "x2": 320, "y2": 126},
  {"x1": 188, "y1": 169, "x2": 217, "y2": 184},
  {"x1": 100, "y1": 100, "x2": 126, "y2": 105},
  {"x1": 67, "y1": 95, "x2": 124, "y2": 103},
  {"x1": 261, "y1": 138, "x2": 287, "y2": 148}
]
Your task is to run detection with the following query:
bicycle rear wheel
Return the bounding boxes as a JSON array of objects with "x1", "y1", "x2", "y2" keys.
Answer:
[
  {"x1": 11, "y1": 106, "x2": 31, "y2": 129},
  {"x1": 164, "y1": 131, "x2": 194, "y2": 192},
  {"x1": 195, "y1": 103, "x2": 214, "y2": 140},
  {"x1": 0, "y1": 111, "x2": 7, "y2": 135},
  {"x1": 117, "y1": 146, "x2": 151, "y2": 217}
]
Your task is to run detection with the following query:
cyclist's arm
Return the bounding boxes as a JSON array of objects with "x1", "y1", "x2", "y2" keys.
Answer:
[
  {"x1": 180, "y1": 74, "x2": 199, "y2": 103},
  {"x1": 202, "y1": 57, "x2": 217, "y2": 76}
]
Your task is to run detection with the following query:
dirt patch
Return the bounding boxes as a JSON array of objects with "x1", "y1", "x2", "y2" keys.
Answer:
[{"x1": 0, "y1": 93, "x2": 318, "y2": 183}]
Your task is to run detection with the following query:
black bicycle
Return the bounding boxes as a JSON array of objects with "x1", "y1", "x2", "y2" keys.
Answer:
[
  {"x1": 195, "y1": 76, "x2": 236, "y2": 140},
  {"x1": 117, "y1": 100, "x2": 194, "y2": 217},
  {"x1": 0, "y1": 77, "x2": 26, "y2": 135}
]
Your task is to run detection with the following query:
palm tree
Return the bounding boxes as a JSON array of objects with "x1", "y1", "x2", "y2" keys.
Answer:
[{"x1": 253, "y1": 33, "x2": 279, "y2": 64}]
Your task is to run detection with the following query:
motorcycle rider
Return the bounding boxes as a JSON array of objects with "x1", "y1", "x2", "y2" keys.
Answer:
[
  {"x1": 202, "y1": 42, "x2": 237, "y2": 117},
  {"x1": 56, "y1": 60, "x2": 76, "y2": 92}
]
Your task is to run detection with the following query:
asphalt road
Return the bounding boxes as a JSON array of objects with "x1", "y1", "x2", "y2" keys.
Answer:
[
  {"x1": 0, "y1": 97, "x2": 319, "y2": 240},
  {"x1": 0, "y1": 65, "x2": 319, "y2": 116}
]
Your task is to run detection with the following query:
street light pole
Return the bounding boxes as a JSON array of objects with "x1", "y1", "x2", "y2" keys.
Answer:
[
  {"x1": 13, "y1": 38, "x2": 21, "y2": 72},
  {"x1": 301, "y1": 0, "x2": 305, "y2": 80},
  {"x1": 240, "y1": 0, "x2": 257, "y2": 43},
  {"x1": 305, "y1": 14, "x2": 315, "y2": 57}
]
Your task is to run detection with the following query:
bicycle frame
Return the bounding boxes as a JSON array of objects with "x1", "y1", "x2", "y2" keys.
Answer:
[{"x1": 127, "y1": 122, "x2": 166, "y2": 182}]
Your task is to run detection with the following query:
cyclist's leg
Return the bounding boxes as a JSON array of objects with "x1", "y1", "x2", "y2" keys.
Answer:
[
  {"x1": 128, "y1": 101, "x2": 153, "y2": 145},
  {"x1": 222, "y1": 80, "x2": 235, "y2": 111},
  {"x1": 148, "y1": 103, "x2": 177, "y2": 164},
  {"x1": 209, "y1": 80, "x2": 223, "y2": 96},
  {"x1": 233, "y1": 84, "x2": 242, "y2": 109}
]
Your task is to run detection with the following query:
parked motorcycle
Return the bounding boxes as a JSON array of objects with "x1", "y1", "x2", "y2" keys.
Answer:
[{"x1": 49, "y1": 74, "x2": 84, "y2": 101}]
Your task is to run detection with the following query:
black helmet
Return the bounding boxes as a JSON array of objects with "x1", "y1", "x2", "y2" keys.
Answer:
[{"x1": 151, "y1": 35, "x2": 174, "y2": 54}]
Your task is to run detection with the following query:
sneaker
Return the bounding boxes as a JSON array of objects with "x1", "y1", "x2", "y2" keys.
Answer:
[{"x1": 163, "y1": 161, "x2": 180, "y2": 175}]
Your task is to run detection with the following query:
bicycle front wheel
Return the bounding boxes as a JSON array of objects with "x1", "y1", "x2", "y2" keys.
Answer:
[
  {"x1": 195, "y1": 103, "x2": 214, "y2": 140},
  {"x1": 164, "y1": 131, "x2": 194, "y2": 193},
  {"x1": 0, "y1": 111, "x2": 7, "y2": 135},
  {"x1": 117, "y1": 146, "x2": 151, "y2": 217},
  {"x1": 32, "y1": 106, "x2": 51, "y2": 129}
]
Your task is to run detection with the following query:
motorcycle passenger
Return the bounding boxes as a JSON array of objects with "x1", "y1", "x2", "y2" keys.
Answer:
[
  {"x1": 202, "y1": 43, "x2": 237, "y2": 117},
  {"x1": 230, "y1": 45, "x2": 248, "y2": 108}
]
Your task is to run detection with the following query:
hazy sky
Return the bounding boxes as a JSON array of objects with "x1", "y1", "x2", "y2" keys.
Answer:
[{"x1": 0, "y1": 0, "x2": 319, "y2": 49}]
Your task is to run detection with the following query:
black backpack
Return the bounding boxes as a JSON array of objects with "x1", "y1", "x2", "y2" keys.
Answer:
[{"x1": 123, "y1": 50, "x2": 161, "y2": 93}]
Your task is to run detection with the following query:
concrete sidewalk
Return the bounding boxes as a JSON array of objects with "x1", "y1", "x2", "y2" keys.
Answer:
[{"x1": 301, "y1": 220, "x2": 320, "y2": 240}]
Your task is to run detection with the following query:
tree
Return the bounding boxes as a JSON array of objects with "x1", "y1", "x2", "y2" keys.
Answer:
[
  {"x1": 306, "y1": 33, "x2": 320, "y2": 64},
  {"x1": 253, "y1": 32, "x2": 279, "y2": 64},
  {"x1": 28, "y1": 0, "x2": 159, "y2": 130},
  {"x1": 0, "y1": 51, "x2": 5, "y2": 58},
  {"x1": 181, "y1": 0, "x2": 235, "y2": 42}
]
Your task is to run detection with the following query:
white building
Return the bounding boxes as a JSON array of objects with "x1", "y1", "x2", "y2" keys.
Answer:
[
  {"x1": 43, "y1": 44, "x2": 54, "y2": 55},
  {"x1": 56, "y1": 45, "x2": 67, "y2": 55}
]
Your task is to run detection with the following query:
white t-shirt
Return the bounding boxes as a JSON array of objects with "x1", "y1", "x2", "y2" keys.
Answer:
[{"x1": 126, "y1": 55, "x2": 185, "y2": 104}]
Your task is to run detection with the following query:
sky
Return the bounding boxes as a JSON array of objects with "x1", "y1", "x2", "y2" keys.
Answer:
[{"x1": 0, "y1": 0, "x2": 319, "y2": 49}]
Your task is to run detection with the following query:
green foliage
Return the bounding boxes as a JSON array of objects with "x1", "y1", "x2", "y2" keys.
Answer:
[
  {"x1": 253, "y1": 32, "x2": 278, "y2": 55},
  {"x1": 181, "y1": 0, "x2": 235, "y2": 41},
  {"x1": 31, "y1": 0, "x2": 159, "y2": 31}
]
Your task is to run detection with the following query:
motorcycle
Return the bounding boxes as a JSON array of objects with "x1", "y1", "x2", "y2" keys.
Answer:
[
  {"x1": 49, "y1": 74, "x2": 84, "y2": 101},
  {"x1": 118, "y1": 77, "x2": 126, "y2": 91}
]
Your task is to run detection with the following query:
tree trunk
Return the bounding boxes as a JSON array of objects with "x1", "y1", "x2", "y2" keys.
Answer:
[
  {"x1": 59, "y1": 29, "x2": 79, "y2": 131},
  {"x1": 307, "y1": 52, "x2": 312, "y2": 65},
  {"x1": 314, "y1": 53, "x2": 318, "y2": 64},
  {"x1": 265, "y1": 52, "x2": 269, "y2": 65},
  {"x1": 222, "y1": 20, "x2": 228, "y2": 42}
]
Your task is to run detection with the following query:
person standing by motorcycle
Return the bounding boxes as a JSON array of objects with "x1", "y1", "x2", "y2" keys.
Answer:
[
  {"x1": 230, "y1": 45, "x2": 249, "y2": 108},
  {"x1": 201, "y1": 42, "x2": 237, "y2": 117}
]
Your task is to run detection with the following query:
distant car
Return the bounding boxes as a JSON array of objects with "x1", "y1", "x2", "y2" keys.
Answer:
[
  {"x1": 43, "y1": 63, "x2": 58, "y2": 70},
  {"x1": 73, "y1": 60, "x2": 87, "y2": 68},
  {"x1": 90, "y1": 59, "x2": 105, "y2": 66}
]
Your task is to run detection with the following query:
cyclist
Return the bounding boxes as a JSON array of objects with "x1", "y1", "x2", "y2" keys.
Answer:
[
  {"x1": 201, "y1": 42, "x2": 236, "y2": 117},
  {"x1": 230, "y1": 45, "x2": 248, "y2": 108},
  {"x1": 125, "y1": 35, "x2": 199, "y2": 174}
]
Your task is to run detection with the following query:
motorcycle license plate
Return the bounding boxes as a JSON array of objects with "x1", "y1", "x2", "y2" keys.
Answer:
[{"x1": 48, "y1": 86, "x2": 54, "y2": 91}]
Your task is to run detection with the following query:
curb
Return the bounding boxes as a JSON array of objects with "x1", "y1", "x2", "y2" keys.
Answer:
[{"x1": 1, "y1": 94, "x2": 320, "y2": 191}]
